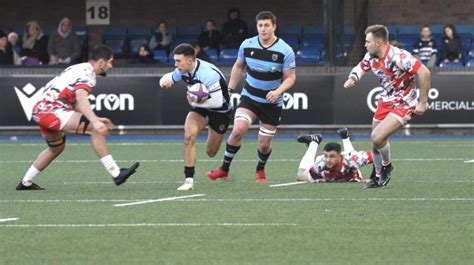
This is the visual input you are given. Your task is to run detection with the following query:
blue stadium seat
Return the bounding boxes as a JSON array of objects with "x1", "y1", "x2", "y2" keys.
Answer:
[
  {"x1": 455, "y1": 24, "x2": 474, "y2": 35},
  {"x1": 300, "y1": 36, "x2": 324, "y2": 49},
  {"x1": 206, "y1": 48, "x2": 219, "y2": 62},
  {"x1": 468, "y1": 48, "x2": 474, "y2": 59},
  {"x1": 104, "y1": 39, "x2": 125, "y2": 57},
  {"x1": 398, "y1": 24, "x2": 420, "y2": 35},
  {"x1": 439, "y1": 61, "x2": 464, "y2": 67},
  {"x1": 278, "y1": 24, "x2": 301, "y2": 37},
  {"x1": 396, "y1": 34, "x2": 419, "y2": 50},
  {"x1": 219, "y1": 48, "x2": 238, "y2": 64},
  {"x1": 281, "y1": 35, "x2": 299, "y2": 51},
  {"x1": 460, "y1": 34, "x2": 472, "y2": 50},
  {"x1": 129, "y1": 39, "x2": 148, "y2": 55},
  {"x1": 302, "y1": 24, "x2": 324, "y2": 37},
  {"x1": 128, "y1": 26, "x2": 151, "y2": 39},
  {"x1": 103, "y1": 26, "x2": 127, "y2": 39},
  {"x1": 296, "y1": 47, "x2": 321, "y2": 64},
  {"x1": 74, "y1": 26, "x2": 87, "y2": 41},
  {"x1": 466, "y1": 58, "x2": 474, "y2": 67},
  {"x1": 178, "y1": 25, "x2": 201, "y2": 38},
  {"x1": 385, "y1": 24, "x2": 398, "y2": 36},
  {"x1": 153, "y1": 49, "x2": 168, "y2": 62},
  {"x1": 173, "y1": 36, "x2": 197, "y2": 47}
]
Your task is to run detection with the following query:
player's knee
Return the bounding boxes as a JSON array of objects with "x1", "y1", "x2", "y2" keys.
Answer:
[
  {"x1": 371, "y1": 132, "x2": 384, "y2": 146},
  {"x1": 206, "y1": 147, "x2": 218, "y2": 157},
  {"x1": 184, "y1": 131, "x2": 197, "y2": 146},
  {"x1": 259, "y1": 142, "x2": 272, "y2": 153},
  {"x1": 296, "y1": 169, "x2": 308, "y2": 181}
]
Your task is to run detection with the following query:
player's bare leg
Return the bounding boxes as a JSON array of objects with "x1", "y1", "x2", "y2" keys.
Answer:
[
  {"x1": 17, "y1": 131, "x2": 67, "y2": 190},
  {"x1": 206, "y1": 108, "x2": 256, "y2": 180},
  {"x1": 371, "y1": 115, "x2": 403, "y2": 186},
  {"x1": 179, "y1": 112, "x2": 207, "y2": 190},
  {"x1": 205, "y1": 127, "x2": 225, "y2": 158},
  {"x1": 255, "y1": 123, "x2": 277, "y2": 183},
  {"x1": 65, "y1": 113, "x2": 139, "y2": 186},
  {"x1": 296, "y1": 134, "x2": 322, "y2": 182}
]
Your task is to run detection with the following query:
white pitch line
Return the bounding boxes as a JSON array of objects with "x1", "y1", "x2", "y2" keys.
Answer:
[
  {"x1": 464, "y1": 160, "x2": 474, "y2": 163},
  {"x1": 63, "y1": 181, "x2": 180, "y2": 185},
  {"x1": 0, "y1": 223, "x2": 297, "y2": 228},
  {"x1": 269, "y1": 181, "x2": 307, "y2": 187},
  {"x1": 2, "y1": 197, "x2": 472, "y2": 204},
  {"x1": 113, "y1": 194, "x2": 206, "y2": 207},
  {"x1": 0, "y1": 218, "x2": 19, "y2": 223}
]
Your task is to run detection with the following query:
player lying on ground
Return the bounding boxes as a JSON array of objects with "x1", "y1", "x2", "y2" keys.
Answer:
[
  {"x1": 16, "y1": 44, "x2": 139, "y2": 191},
  {"x1": 296, "y1": 128, "x2": 373, "y2": 184},
  {"x1": 160, "y1": 43, "x2": 233, "y2": 191}
]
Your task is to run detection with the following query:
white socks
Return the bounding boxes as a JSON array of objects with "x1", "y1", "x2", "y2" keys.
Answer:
[
  {"x1": 377, "y1": 142, "x2": 391, "y2": 165},
  {"x1": 100, "y1": 155, "x2": 120, "y2": 177},
  {"x1": 299, "y1": 142, "x2": 319, "y2": 170},
  {"x1": 22, "y1": 165, "x2": 41, "y2": 186},
  {"x1": 342, "y1": 138, "x2": 355, "y2": 153}
]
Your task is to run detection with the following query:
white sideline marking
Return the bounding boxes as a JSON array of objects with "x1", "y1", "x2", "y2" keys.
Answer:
[
  {"x1": 464, "y1": 160, "x2": 474, "y2": 163},
  {"x1": 1, "y1": 197, "x2": 472, "y2": 204},
  {"x1": 0, "y1": 218, "x2": 19, "y2": 223},
  {"x1": 269, "y1": 181, "x2": 307, "y2": 187},
  {"x1": 63, "y1": 181, "x2": 180, "y2": 185},
  {"x1": 113, "y1": 194, "x2": 206, "y2": 207},
  {"x1": 0, "y1": 223, "x2": 297, "y2": 228},
  {"x1": 0, "y1": 158, "x2": 470, "y2": 164}
]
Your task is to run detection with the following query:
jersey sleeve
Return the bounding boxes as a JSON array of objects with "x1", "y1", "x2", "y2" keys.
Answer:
[
  {"x1": 283, "y1": 46, "x2": 296, "y2": 71},
  {"x1": 237, "y1": 39, "x2": 248, "y2": 61},
  {"x1": 200, "y1": 71, "x2": 222, "y2": 94},
  {"x1": 171, "y1": 68, "x2": 182, "y2": 82},
  {"x1": 73, "y1": 72, "x2": 95, "y2": 94},
  {"x1": 345, "y1": 151, "x2": 373, "y2": 169},
  {"x1": 396, "y1": 50, "x2": 422, "y2": 74},
  {"x1": 359, "y1": 52, "x2": 372, "y2": 72}
]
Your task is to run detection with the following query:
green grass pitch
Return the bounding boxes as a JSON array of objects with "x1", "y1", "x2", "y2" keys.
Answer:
[{"x1": 0, "y1": 137, "x2": 473, "y2": 265}]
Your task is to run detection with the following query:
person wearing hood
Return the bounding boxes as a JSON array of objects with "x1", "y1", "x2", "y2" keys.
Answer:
[
  {"x1": 0, "y1": 30, "x2": 14, "y2": 65},
  {"x1": 221, "y1": 8, "x2": 248, "y2": 48},
  {"x1": 22, "y1": 20, "x2": 49, "y2": 64},
  {"x1": 8, "y1": 32, "x2": 22, "y2": 65},
  {"x1": 48, "y1": 17, "x2": 81, "y2": 65}
]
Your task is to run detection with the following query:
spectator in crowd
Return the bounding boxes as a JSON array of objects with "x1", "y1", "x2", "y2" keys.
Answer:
[
  {"x1": 440, "y1": 24, "x2": 462, "y2": 64},
  {"x1": 48, "y1": 17, "x2": 81, "y2": 65},
  {"x1": 132, "y1": 43, "x2": 155, "y2": 64},
  {"x1": 8, "y1": 32, "x2": 22, "y2": 65},
  {"x1": 221, "y1": 8, "x2": 248, "y2": 48},
  {"x1": 149, "y1": 21, "x2": 173, "y2": 55},
  {"x1": 22, "y1": 20, "x2": 49, "y2": 65},
  {"x1": 192, "y1": 42, "x2": 211, "y2": 63},
  {"x1": 0, "y1": 30, "x2": 14, "y2": 65},
  {"x1": 198, "y1": 19, "x2": 221, "y2": 51},
  {"x1": 413, "y1": 25, "x2": 437, "y2": 67}
]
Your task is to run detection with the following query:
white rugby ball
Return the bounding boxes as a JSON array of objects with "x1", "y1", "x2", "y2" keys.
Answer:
[{"x1": 187, "y1": 83, "x2": 209, "y2": 103}]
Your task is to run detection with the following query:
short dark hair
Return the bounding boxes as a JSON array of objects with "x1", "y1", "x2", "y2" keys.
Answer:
[
  {"x1": 255, "y1": 11, "x2": 277, "y2": 25},
  {"x1": 365, "y1": 24, "x2": 389, "y2": 42},
  {"x1": 323, "y1": 142, "x2": 342, "y2": 153},
  {"x1": 173, "y1": 43, "x2": 196, "y2": 58},
  {"x1": 89, "y1": 44, "x2": 113, "y2": 61}
]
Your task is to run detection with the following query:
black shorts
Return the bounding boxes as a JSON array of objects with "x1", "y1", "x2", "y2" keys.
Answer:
[
  {"x1": 238, "y1": 96, "x2": 282, "y2": 126},
  {"x1": 192, "y1": 107, "x2": 232, "y2": 134}
]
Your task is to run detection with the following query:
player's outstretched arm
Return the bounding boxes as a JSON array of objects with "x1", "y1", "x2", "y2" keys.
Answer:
[
  {"x1": 159, "y1": 72, "x2": 175, "y2": 89},
  {"x1": 75, "y1": 90, "x2": 109, "y2": 136},
  {"x1": 414, "y1": 64, "x2": 431, "y2": 116},
  {"x1": 344, "y1": 63, "x2": 366, "y2": 89},
  {"x1": 228, "y1": 58, "x2": 246, "y2": 93}
]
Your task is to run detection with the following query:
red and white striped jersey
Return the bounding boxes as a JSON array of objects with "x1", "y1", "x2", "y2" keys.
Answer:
[
  {"x1": 310, "y1": 151, "x2": 373, "y2": 182},
  {"x1": 359, "y1": 44, "x2": 422, "y2": 108},
  {"x1": 33, "y1": 62, "x2": 96, "y2": 114}
]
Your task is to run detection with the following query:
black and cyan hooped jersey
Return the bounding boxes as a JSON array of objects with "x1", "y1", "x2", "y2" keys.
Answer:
[{"x1": 238, "y1": 36, "x2": 295, "y2": 106}]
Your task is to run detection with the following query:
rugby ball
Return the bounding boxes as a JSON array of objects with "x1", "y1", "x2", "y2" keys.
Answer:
[{"x1": 187, "y1": 83, "x2": 209, "y2": 103}]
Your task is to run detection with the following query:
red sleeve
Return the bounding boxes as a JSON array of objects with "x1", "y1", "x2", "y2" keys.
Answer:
[{"x1": 74, "y1": 83, "x2": 92, "y2": 94}]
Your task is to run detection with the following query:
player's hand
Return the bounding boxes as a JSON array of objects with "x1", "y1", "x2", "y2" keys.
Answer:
[
  {"x1": 266, "y1": 90, "x2": 280, "y2": 103},
  {"x1": 159, "y1": 73, "x2": 174, "y2": 89},
  {"x1": 98, "y1": 117, "x2": 115, "y2": 130},
  {"x1": 92, "y1": 120, "x2": 109, "y2": 136},
  {"x1": 344, "y1": 78, "x2": 357, "y2": 89},
  {"x1": 413, "y1": 101, "x2": 428, "y2": 116}
]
